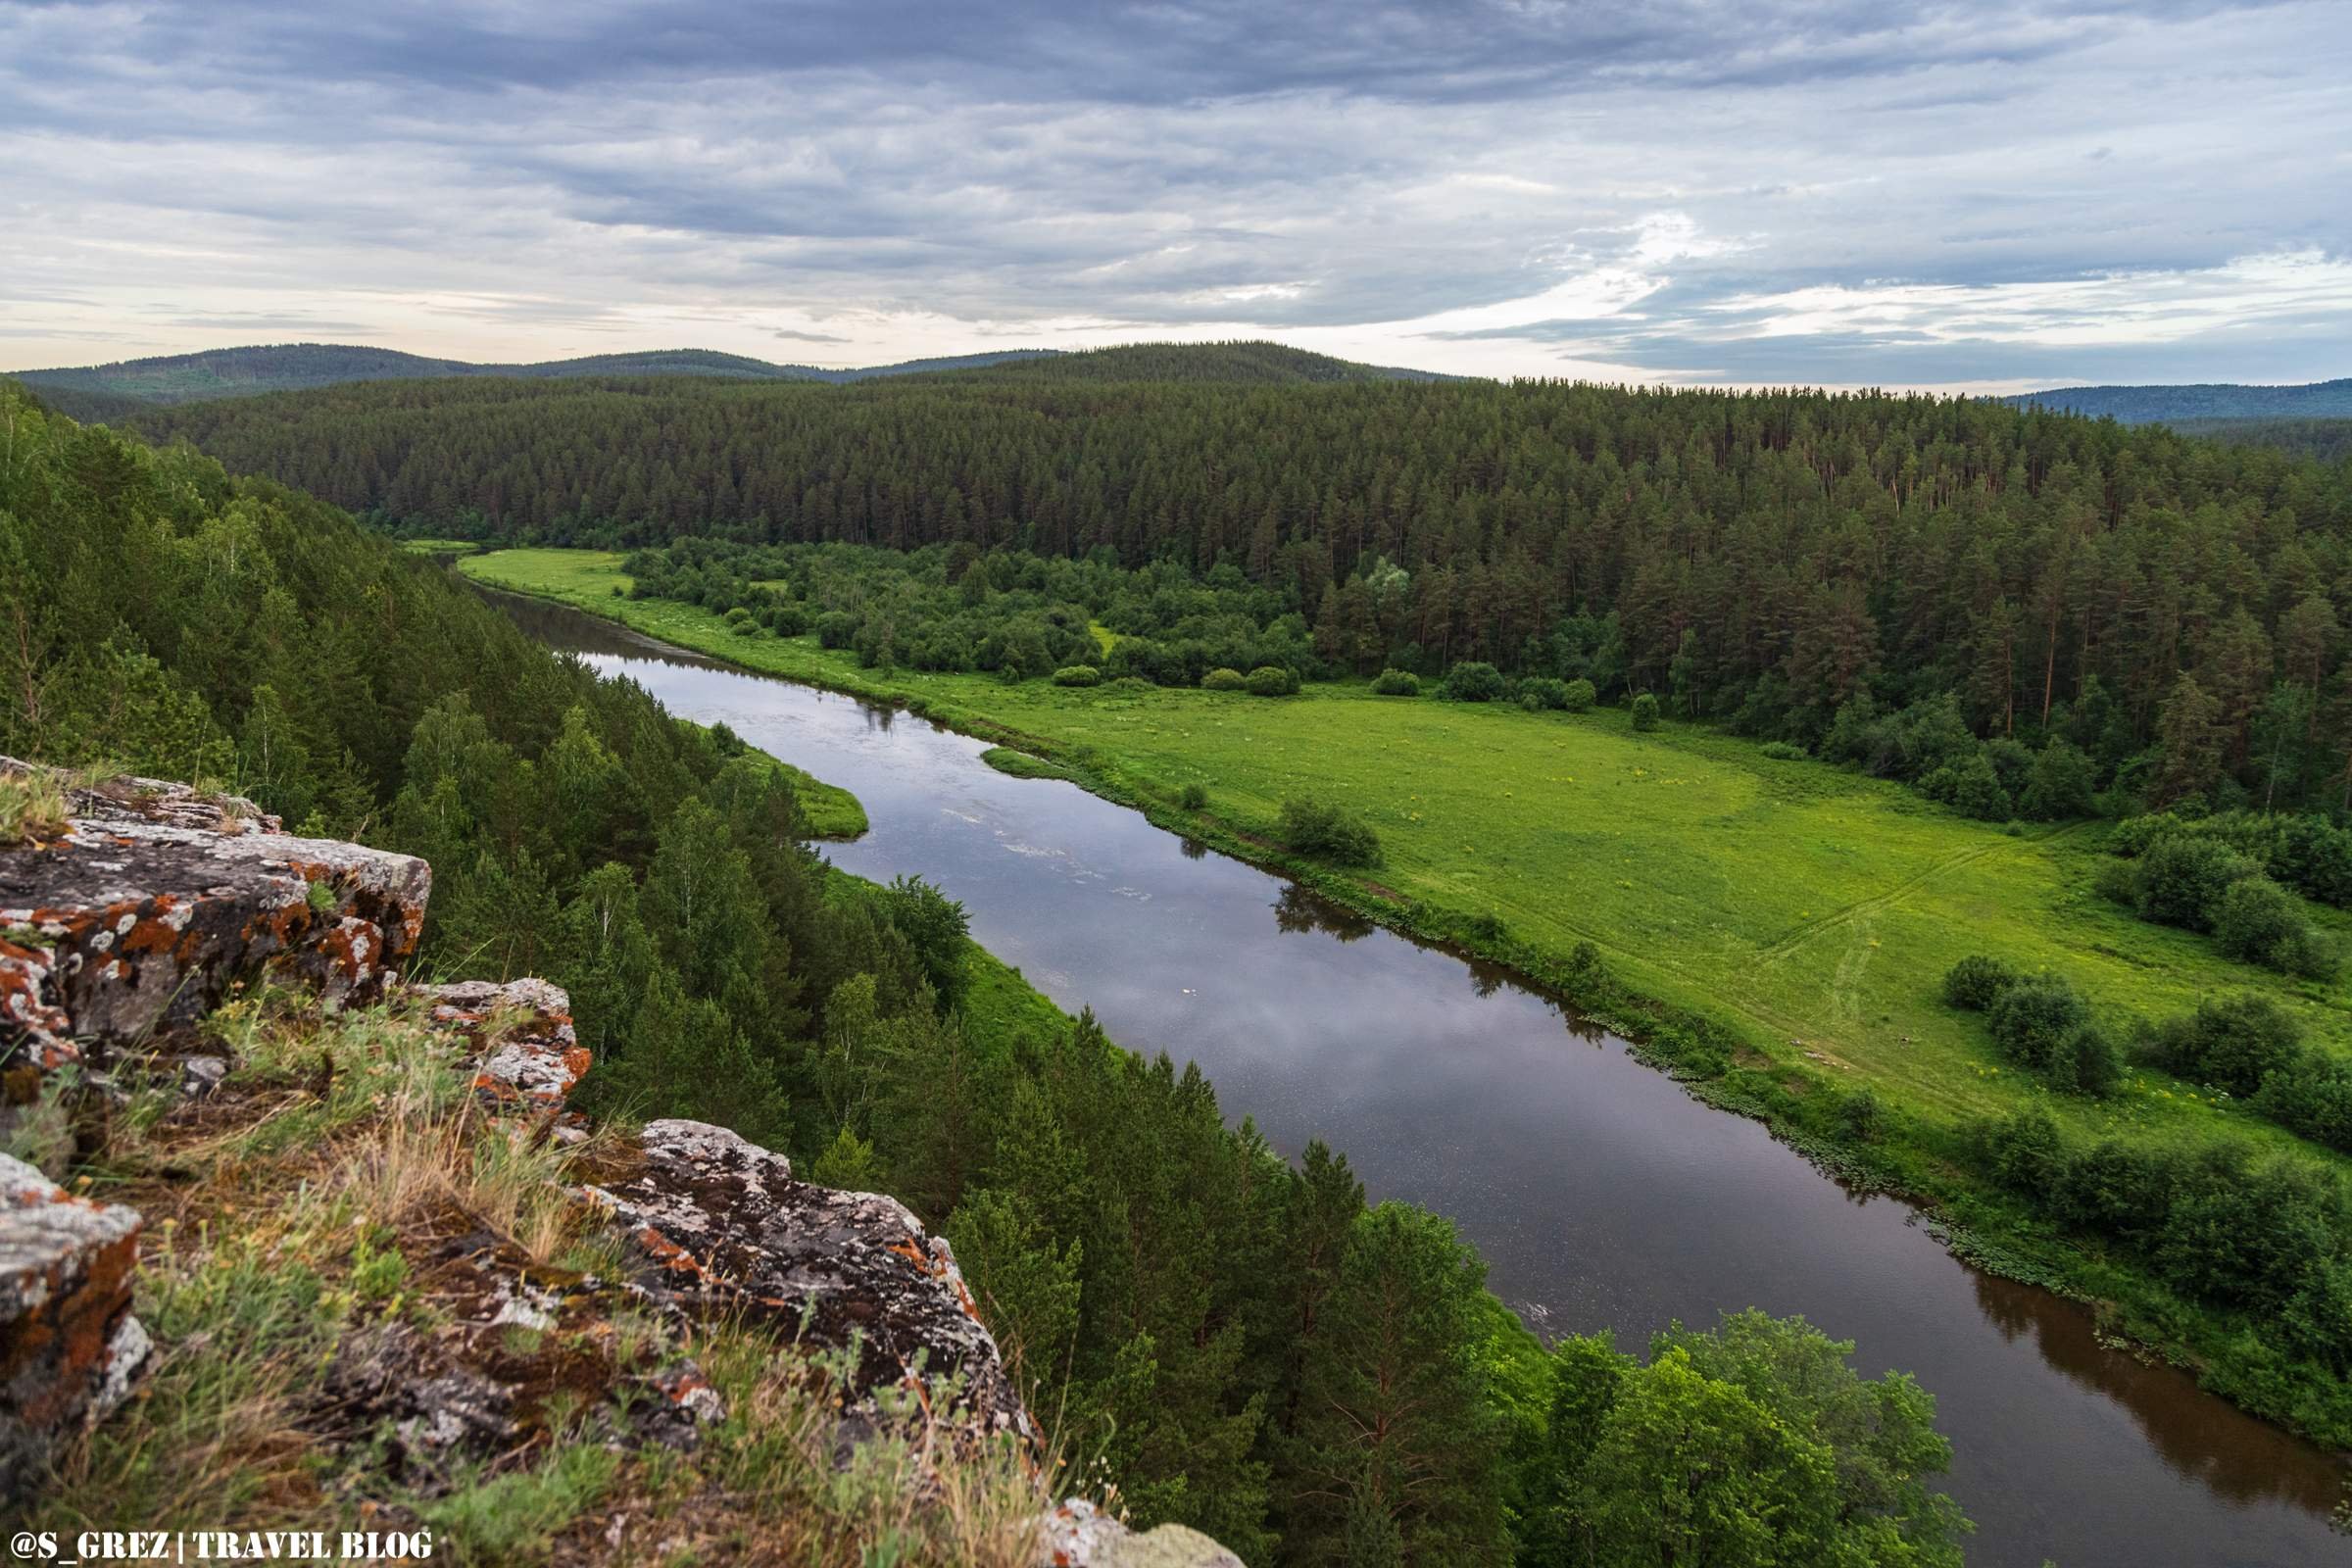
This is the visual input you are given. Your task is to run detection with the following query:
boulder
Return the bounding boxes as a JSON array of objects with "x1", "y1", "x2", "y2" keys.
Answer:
[
  {"x1": 1039, "y1": 1499, "x2": 1248, "y2": 1568},
  {"x1": 0, "y1": 760, "x2": 430, "y2": 1084},
  {"x1": 416, "y1": 977, "x2": 590, "y2": 1125},
  {"x1": 0, "y1": 1152, "x2": 148, "y2": 1503},
  {"x1": 583, "y1": 1118, "x2": 1030, "y2": 1441}
]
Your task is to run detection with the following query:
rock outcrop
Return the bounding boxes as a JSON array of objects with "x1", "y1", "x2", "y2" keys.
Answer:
[
  {"x1": 1, "y1": 765, "x2": 1241, "y2": 1563},
  {"x1": 0, "y1": 759, "x2": 430, "y2": 1089},
  {"x1": 0, "y1": 1152, "x2": 149, "y2": 1500},
  {"x1": 585, "y1": 1118, "x2": 1030, "y2": 1441}
]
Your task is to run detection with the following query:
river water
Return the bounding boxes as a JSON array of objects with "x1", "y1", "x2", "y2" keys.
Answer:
[{"x1": 499, "y1": 593, "x2": 2347, "y2": 1567}]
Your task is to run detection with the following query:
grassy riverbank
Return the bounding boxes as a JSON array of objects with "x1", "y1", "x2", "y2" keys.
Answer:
[{"x1": 462, "y1": 546, "x2": 2352, "y2": 1446}]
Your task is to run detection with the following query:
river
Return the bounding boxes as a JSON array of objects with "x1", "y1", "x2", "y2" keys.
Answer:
[{"x1": 497, "y1": 592, "x2": 2347, "y2": 1567}]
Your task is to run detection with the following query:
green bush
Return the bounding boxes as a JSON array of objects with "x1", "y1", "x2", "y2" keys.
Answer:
[
  {"x1": 1941, "y1": 955, "x2": 2020, "y2": 1010},
  {"x1": 1518, "y1": 677, "x2": 1570, "y2": 711},
  {"x1": 1921, "y1": 749, "x2": 2011, "y2": 820},
  {"x1": 1630, "y1": 692, "x2": 1661, "y2": 731},
  {"x1": 1758, "y1": 741, "x2": 1808, "y2": 760},
  {"x1": 813, "y1": 610, "x2": 860, "y2": 650},
  {"x1": 1279, "y1": 796, "x2": 1382, "y2": 866},
  {"x1": 2138, "y1": 994, "x2": 2305, "y2": 1097},
  {"x1": 2211, "y1": 876, "x2": 2340, "y2": 978},
  {"x1": 1441, "y1": 662, "x2": 1505, "y2": 702},
  {"x1": 1561, "y1": 677, "x2": 1596, "y2": 713},
  {"x1": 1201, "y1": 667, "x2": 1247, "y2": 691},
  {"x1": 2131, "y1": 834, "x2": 2262, "y2": 930},
  {"x1": 2048, "y1": 1021, "x2": 2126, "y2": 1097},
  {"x1": 1988, "y1": 973, "x2": 2102, "y2": 1088},
  {"x1": 1051, "y1": 664, "x2": 1102, "y2": 687},
  {"x1": 1245, "y1": 664, "x2": 1300, "y2": 697},
  {"x1": 1370, "y1": 668, "x2": 1420, "y2": 696},
  {"x1": 1179, "y1": 782, "x2": 1208, "y2": 810}
]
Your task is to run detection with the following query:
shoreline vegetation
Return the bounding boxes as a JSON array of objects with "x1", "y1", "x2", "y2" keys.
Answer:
[{"x1": 460, "y1": 544, "x2": 2352, "y2": 1454}]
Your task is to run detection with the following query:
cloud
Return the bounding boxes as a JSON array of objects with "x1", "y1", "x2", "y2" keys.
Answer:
[{"x1": 0, "y1": 0, "x2": 2346, "y2": 388}]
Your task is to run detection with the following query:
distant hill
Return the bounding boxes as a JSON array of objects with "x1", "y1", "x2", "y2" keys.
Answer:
[
  {"x1": 2005, "y1": 378, "x2": 2352, "y2": 423},
  {"x1": 941, "y1": 339, "x2": 1457, "y2": 384},
  {"x1": 2168, "y1": 416, "x2": 2352, "y2": 465},
  {"x1": 7, "y1": 339, "x2": 1439, "y2": 416}
]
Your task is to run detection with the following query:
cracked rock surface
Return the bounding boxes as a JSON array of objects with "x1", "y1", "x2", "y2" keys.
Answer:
[
  {"x1": 585, "y1": 1118, "x2": 1031, "y2": 1441},
  {"x1": 0, "y1": 758, "x2": 430, "y2": 1084}
]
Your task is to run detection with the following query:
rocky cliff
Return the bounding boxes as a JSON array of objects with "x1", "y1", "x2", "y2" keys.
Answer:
[{"x1": 0, "y1": 760, "x2": 1238, "y2": 1566}]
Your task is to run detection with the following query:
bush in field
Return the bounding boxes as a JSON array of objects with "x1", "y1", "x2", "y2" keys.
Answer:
[
  {"x1": 1246, "y1": 664, "x2": 1300, "y2": 696},
  {"x1": 2020, "y1": 740, "x2": 2099, "y2": 820},
  {"x1": 1941, "y1": 955, "x2": 2020, "y2": 1010},
  {"x1": 2138, "y1": 994, "x2": 2306, "y2": 1097},
  {"x1": 1758, "y1": 741, "x2": 1808, "y2": 760},
  {"x1": 1201, "y1": 667, "x2": 1247, "y2": 691},
  {"x1": 1280, "y1": 796, "x2": 1382, "y2": 866},
  {"x1": 1052, "y1": 664, "x2": 1102, "y2": 687},
  {"x1": 2211, "y1": 876, "x2": 2341, "y2": 978},
  {"x1": 1986, "y1": 974, "x2": 2120, "y2": 1093},
  {"x1": 1922, "y1": 749, "x2": 2011, "y2": 821},
  {"x1": 2047, "y1": 1021, "x2": 2126, "y2": 1097},
  {"x1": 1371, "y1": 668, "x2": 1420, "y2": 696},
  {"x1": 813, "y1": 610, "x2": 860, "y2": 650},
  {"x1": 2131, "y1": 834, "x2": 2262, "y2": 930},
  {"x1": 1441, "y1": 662, "x2": 1505, "y2": 702},
  {"x1": 1179, "y1": 782, "x2": 1208, "y2": 810},
  {"x1": 1630, "y1": 692, "x2": 1661, "y2": 731},
  {"x1": 1518, "y1": 677, "x2": 1570, "y2": 711}
]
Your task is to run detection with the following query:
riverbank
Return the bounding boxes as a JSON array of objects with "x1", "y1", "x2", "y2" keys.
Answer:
[{"x1": 461, "y1": 546, "x2": 2352, "y2": 1450}]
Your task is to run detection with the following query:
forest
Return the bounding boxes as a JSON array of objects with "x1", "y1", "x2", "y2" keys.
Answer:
[
  {"x1": 0, "y1": 382, "x2": 1981, "y2": 1559},
  {"x1": 113, "y1": 356, "x2": 2352, "y2": 818}
]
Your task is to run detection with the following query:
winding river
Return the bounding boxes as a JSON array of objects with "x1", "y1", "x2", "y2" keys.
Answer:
[{"x1": 498, "y1": 592, "x2": 2346, "y2": 1568}]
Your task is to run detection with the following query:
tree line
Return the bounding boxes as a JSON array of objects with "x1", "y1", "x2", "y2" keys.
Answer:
[{"x1": 110, "y1": 365, "x2": 2352, "y2": 820}]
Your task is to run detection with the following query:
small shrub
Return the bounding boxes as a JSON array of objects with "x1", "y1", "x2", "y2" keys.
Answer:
[
  {"x1": 1441, "y1": 662, "x2": 1506, "y2": 702},
  {"x1": 2132, "y1": 834, "x2": 2262, "y2": 930},
  {"x1": 1179, "y1": 782, "x2": 1208, "y2": 810},
  {"x1": 1371, "y1": 668, "x2": 1420, "y2": 696},
  {"x1": 1518, "y1": 677, "x2": 1570, "y2": 711},
  {"x1": 2211, "y1": 876, "x2": 2340, "y2": 977},
  {"x1": 1630, "y1": 692, "x2": 1661, "y2": 732},
  {"x1": 1245, "y1": 664, "x2": 1300, "y2": 697},
  {"x1": 1201, "y1": 667, "x2": 1247, "y2": 692},
  {"x1": 1758, "y1": 741, "x2": 1808, "y2": 761},
  {"x1": 1051, "y1": 664, "x2": 1102, "y2": 687},
  {"x1": 1838, "y1": 1088, "x2": 1885, "y2": 1143},
  {"x1": 1988, "y1": 974, "x2": 2091, "y2": 1073},
  {"x1": 1279, "y1": 796, "x2": 1382, "y2": 866},
  {"x1": 2047, "y1": 1021, "x2": 2125, "y2": 1097},
  {"x1": 813, "y1": 611, "x2": 859, "y2": 650},
  {"x1": 1561, "y1": 678, "x2": 1596, "y2": 713},
  {"x1": 2138, "y1": 994, "x2": 2305, "y2": 1097},
  {"x1": 1941, "y1": 955, "x2": 2020, "y2": 1010}
]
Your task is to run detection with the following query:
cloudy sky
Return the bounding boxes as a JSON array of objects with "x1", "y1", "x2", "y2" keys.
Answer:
[{"x1": 4, "y1": 0, "x2": 2349, "y2": 389}]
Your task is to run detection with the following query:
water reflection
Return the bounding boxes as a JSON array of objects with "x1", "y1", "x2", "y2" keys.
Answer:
[{"x1": 1272, "y1": 883, "x2": 1374, "y2": 941}]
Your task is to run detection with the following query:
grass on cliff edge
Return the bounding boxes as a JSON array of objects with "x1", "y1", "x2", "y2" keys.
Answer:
[{"x1": 28, "y1": 990, "x2": 1053, "y2": 1565}]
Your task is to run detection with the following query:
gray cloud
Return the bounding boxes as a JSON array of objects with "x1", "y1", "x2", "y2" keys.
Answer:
[{"x1": 1, "y1": 0, "x2": 2346, "y2": 387}]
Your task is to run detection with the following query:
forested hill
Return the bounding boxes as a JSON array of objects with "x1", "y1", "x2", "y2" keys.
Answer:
[
  {"x1": 950, "y1": 339, "x2": 1457, "y2": 383},
  {"x1": 2005, "y1": 377, "x2": 2352, "y2": 423},
  {"x1": 102, "y1": 369, "x2": 2352, "y2": 758},
  {"x1": 7, "y1": 338, "x2": 1433, "y2": 418}
]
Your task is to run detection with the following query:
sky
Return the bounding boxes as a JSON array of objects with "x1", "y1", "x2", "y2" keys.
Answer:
[{"x1": 4, "y1": 0, "x2": 2349, "y2": 391}]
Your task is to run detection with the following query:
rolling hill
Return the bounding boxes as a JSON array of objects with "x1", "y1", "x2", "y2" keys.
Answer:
[
  {"x1": 2005, "y1": 377, "x2": 2352, "y2": 423},
  {"x1": 7, "y1": 339, "x2": 1443, "y2": 419}
]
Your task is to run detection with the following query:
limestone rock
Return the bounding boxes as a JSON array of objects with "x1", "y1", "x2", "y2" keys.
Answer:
[
  {"x1": 1038, "y1": 1499, "x2": 1247, "y2": 1568},
  {"x1": 0, "y1": 1152, "x2": 148, "y2": 1502},
  {"x1": 583, "y1": 1118, "x2": 1030, "y2": 1440},
  {"x1": 0, "y1": 760, "x2": 431, "y2": 1081}
]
